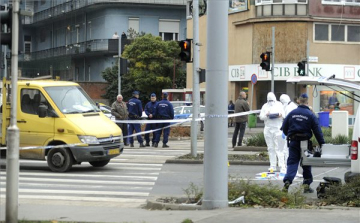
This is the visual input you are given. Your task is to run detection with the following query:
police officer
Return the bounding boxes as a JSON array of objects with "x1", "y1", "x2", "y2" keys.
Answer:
[
  {"x1": 144, "y1": 93, "x2": 158, "y2": 147},
  {"x1": 281, "y1": 93, "x2": 325, "y2": 193},
  {"x1": 154, "y1": 92, "x2": 174, "y2": 148},
  {"x1": 127, "y1": 91, "x2": 145, "y2": 148}
]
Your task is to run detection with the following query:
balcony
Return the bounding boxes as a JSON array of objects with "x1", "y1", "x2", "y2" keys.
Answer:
[
  {"x1": 256, "y1": 0, "x2": 308, "y2": 17},
  {"x1": 26, "y1": 0, "x2": 187, "y2": 24},
  {"x1": 21, "y1": 39, "x2": 119, "y2": 61}
]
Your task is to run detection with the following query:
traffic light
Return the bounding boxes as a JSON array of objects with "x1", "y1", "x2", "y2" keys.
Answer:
[
  {"x1": 297, "y1": 61, "x2": 306, "y2": 76},
  {"x1": 179, "y1": 39, "x2": 192, "y2": 62},
  {"x1": 0, "y1": 6, "x2": 12, "y2": 47},
  {"x1": 120, "y1": 58, "x2": 130, "y2": 75},
  {"x1": 260, "y1": 52, "x2": 271, "y2": 71}
]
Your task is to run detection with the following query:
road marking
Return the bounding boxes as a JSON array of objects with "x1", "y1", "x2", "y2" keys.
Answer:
[
  {"x1": 0, "y1": 172, "x2": 158, "y2": 180},
  {"x1": 0, "y1": 188, "x2": 149, "y2": 196},
  {"x1": 0, "y1": 194, "x2": 147, "y2": 203},
  {"x1": 1, "y1": 177, "x2": 155, "y2": 185},
  {"x1": 0, "y1": 182, "x2": 152, "y2": 190}
]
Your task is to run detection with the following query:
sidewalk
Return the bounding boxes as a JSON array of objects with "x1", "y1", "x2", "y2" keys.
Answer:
[{"x1": 1, "y1": 202, "x2": 359, "y2": 223}]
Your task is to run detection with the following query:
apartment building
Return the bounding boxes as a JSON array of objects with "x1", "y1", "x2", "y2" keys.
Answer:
[{"x1": 187, "y1": 0, "x2": 360, "y2": 123}]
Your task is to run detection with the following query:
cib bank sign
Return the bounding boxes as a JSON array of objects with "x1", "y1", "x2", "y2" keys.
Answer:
[{"x1": 229, "y1": 64, "x2": 360, "y2": 82}]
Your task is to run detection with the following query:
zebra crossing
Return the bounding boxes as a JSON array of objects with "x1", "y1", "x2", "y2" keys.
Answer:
[{"x1": 0, "y1": 147, "x2": 190, "y2": 207}]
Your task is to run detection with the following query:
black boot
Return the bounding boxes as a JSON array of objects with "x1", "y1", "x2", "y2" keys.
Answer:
[
  {"x1": 162, "y1": 143, "x2": 169, "y2": 148},
  {"x1": 130, "y1": 143, "x2": 134, "y2": 148},
  {"x1": 303, "y1": 184, "x2": 314, "y2": 193},
  {"x1": 145, "y1": 142, "x2": 150, "y2": 147},
  {"x1": 282, "y1": 181, "x2": 291, "y2": 192},
  {"x1": 139, "y1": 142, "x2": 146, "y2": 148},
  {"x1": 153, "y1": 142, "x2": 158, "y2": 148}
]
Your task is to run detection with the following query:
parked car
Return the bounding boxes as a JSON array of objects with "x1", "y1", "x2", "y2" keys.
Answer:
[
  {"x1": 99, "y1": 104, "x2": 115, "y2": 121},
  {"x1": 286, "y1": 75, "x2": 360, "y2": 183},
  {"x1": 170, "y1": 101, "x2": 193, "y2": 108},
  {"x1": 174, "y1": 105, "x2": 205, "y2": 131}
]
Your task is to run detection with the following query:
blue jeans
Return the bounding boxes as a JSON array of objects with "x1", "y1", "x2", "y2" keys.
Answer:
[
  {"x1": 283, "y1": 140, "x2": 313, "y2": 185},
  {"x1": 128, "y1": 123, "x2": 143, "y2": 144}
]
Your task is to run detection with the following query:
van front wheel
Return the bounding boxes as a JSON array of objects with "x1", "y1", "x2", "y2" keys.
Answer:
[
  {"x1": 47, "y1": 148, "x2": 73, "y2": 172},
  {"x1": 89, "y1": 159, "x2": 110, "y2": 167}
]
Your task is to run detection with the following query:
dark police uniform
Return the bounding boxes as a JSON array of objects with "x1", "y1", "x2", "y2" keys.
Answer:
[
  {"x1": 144, "y1": 96, "x2": 158, "y2": 146},
  {"x1": 127, "y1": 92, "x2": 144, "y2": 146},
  {"x1": 154, "y1": 94, "x2": 174, "y2": 147},
  {"x1": 281, "y1": 104, "x2": 325, "y2": 188}
]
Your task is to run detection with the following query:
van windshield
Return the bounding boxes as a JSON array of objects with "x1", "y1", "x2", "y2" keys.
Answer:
[{"x1": 44, "y1": 86, "x2": 100, "y2": 114}]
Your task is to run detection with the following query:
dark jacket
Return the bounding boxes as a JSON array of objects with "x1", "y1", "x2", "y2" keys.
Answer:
[
  {"x1": 145, "y1": 101, "x2": 158, "y2": 119},
  {"x1": 282, "y1": 105, "x2": 325, "y2": 145},
  {"x1": 127, "y1": 97, "x2": 143, "y2": 119},
  {"x1": 156, "y1": 99, "x2": 174, "y2": 119},
  {"x1": 111, "y1": 101, "x2": 128, "y2": 120},
  {"x1": 234, "y1": 97, "x2": 250, "y2": 123}
]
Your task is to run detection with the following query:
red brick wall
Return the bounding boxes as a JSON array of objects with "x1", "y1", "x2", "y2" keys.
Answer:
[
  {"x1": 310, "y1": 0, "x2": 360, "y2": 19},
  {"x1": 78, "y1": 82, "x2": 110, "y2": 105}
]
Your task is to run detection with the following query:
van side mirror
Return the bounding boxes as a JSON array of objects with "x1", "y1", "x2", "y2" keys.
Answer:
[{"x1": 38, "y1": 104, "x2": 47, "y2": 118}]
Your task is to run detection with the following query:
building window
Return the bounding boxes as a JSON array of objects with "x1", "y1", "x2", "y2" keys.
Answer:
[
  {"x1": 129, "y1": 18, "x2": 139, "y2": 33},
  {"x1": 314, "y1": 23, "x2": 360, "y2": 43},
  {"x1": 348, "y1": 26, "x2": 360, "y2": 42},
  {"x1": 315, "y1": 24, "x2": 329, "y2": 41},
  {"x1": 159, "y1": 19, "x2": 180, "y2": 41},
  {"x1": 256, "y1": 0, "x2": 307, "y2": 5},
  {"x1": 322, "y1": 0, "x2": 360, "y2": 6},
  {"x1": 331, "y1": 25, "x2": 345, "y2": 42}
]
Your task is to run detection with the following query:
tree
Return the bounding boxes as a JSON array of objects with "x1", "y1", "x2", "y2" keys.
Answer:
[{"x1": 102, "y1": 33, "x2": 186, "y2": 104}]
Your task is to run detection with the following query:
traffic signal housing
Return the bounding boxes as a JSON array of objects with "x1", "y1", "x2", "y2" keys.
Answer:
[
  {"x1": 297, "y1": 61, "x2": 306, "y2": 76},
  {"x1": 0, "y1": 6, "x2": 12, "y2": 47},
  {"x1": 260, "y1": 52, "x2": 271, "y2": 71},
  {"x1": 179, "y1": 39, "x2": 192, "y2": 62}
]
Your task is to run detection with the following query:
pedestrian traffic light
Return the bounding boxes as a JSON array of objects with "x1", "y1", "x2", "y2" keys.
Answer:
[
  {"x1": 297, "y1": 61, "x2": 306, "y2": 76},
  {"x1": 120, "y1": 58, "x2": 130, "y2": 75},
  {"x1": 260, "y1": 52, "x2": 271, "y2": 71},
  {"x1": 0, "y1": 6, "x2": 12, "y2": 47},
  {"x1": 179, "y1": 39, "x2": 192, "y2": 62}
]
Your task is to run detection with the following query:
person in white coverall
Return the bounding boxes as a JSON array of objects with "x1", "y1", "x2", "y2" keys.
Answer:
[
  {"x1": 279, "y1": 94, "x2": 298, "y2": 173},
  {"x1": 260, "y1": 92, "x2": 285, "y2": 172}
]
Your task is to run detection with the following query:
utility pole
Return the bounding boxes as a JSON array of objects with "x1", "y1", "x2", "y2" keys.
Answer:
[
  {"x1": 203, "y1": 0, "x2": 228, "y2": 209},
  {"x1": 191, "y1": 0, "x2": 200, "y2": 157},
  {"x1": 271, "y1": 27, "x2": 275, "y2": 93},
  {"x1": 6, "y1": 0, "x2": 20, "y2": 222},
  {"x1": 306, "y1": 39, "x2": 309, "y2": 95},
  {"x1": 118, "y1": 37, "x2": 121, "y2": 95}
]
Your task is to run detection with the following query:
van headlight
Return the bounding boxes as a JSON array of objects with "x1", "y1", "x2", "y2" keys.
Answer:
[{"x1": 78, "y1": 136, "x2": 100, "y2": 145}]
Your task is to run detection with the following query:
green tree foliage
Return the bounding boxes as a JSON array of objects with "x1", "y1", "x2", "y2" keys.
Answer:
[
  {"x1": 101, "y1": 33, "x2": 186, "y2": 105},
  {"x1": 122, "y1": 34, "x2": 186, "y2": 102}
]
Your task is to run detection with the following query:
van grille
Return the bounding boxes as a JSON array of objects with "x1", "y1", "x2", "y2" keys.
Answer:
[{"x1": 98, "y1": 136, "x2": 121, "y2": 145}]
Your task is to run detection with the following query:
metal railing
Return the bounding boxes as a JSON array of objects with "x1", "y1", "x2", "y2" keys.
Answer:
[
  {"x1": 27, "y1": 0, "x2": 187, "y2": 24},
  {"x1": 20, "y1": 39, "x2": 119, "y2": 61}
]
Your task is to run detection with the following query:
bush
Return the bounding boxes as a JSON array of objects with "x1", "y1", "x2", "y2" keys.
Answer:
[
  {"x1": 244, "y1": 132, "x2": 266, "y2": 147},
  {"x1": 228, "y1": 178, "x2": 306, "y2": 208},
  {"x1": 319, "y1": 177, "x2": 360, "y2": 207},
  {"x1": 311, "y1": 127, "x2": 352, "y2": 146}
]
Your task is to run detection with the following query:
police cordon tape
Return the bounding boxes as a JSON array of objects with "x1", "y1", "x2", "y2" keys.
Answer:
[{"x1": 2, "y1": 110, "x2": 260, "y2": 151}]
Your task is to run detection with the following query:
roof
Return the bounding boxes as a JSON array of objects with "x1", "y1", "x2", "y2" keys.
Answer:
[{"x1": 16, "y1": 80, "x2": 79, "y2": 88}]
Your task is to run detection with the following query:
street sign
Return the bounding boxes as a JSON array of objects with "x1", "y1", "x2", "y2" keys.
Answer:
[
  {"x1": 251, "y1": 73, "x2": 257, "y2": 85},
  {"x1": 309, "y1": 56, "x2": 318, "y2": 63}
]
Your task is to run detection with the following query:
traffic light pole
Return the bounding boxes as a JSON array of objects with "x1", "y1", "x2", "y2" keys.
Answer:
[
  {"x1": 118, "y1": 37, "x2": 122, "y2": 95},
  {"x1": 271, "y1": 27, "x2": 275, "y2": 93},
  {"x1": 6, "y1": 0, "x2": 20, "y2": 222},
  {"x1": 191, "y1": 0, "x2": 200, "y2": 158},
  {"x1": 306, "y1": 39, "x2": 309, "y2": 95},
  {"x1": 203, "y1": 0, "x2": 228, "y2": 210}
]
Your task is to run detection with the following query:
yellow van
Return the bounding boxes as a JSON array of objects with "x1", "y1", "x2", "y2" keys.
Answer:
[{"x1": 0, "y1": 80, "x2": 123, "y2": 172}]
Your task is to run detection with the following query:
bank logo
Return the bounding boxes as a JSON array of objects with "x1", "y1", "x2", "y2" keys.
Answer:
[{"x1": 344, "y1": 67, "x2": 355, "y2": 79}]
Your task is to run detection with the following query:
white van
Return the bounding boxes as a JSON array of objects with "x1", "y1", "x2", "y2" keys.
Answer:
[{"x1": 287, "y1": 76, "x2": 359, "y2": 183}]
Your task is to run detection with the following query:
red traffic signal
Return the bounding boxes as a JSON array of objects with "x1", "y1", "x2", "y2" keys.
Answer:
[
  {"x1": 260, "y1": 52, "x2": 271, "y2": 71},
  {"x1": 179, "y1": 39, "x2": 192, "y2": 62}
]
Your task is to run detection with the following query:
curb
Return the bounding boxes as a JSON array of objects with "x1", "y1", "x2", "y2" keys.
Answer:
[
  {"x1": 234, "y1": 146, "x2": 267, "y2": 151},
  {"x1": 146, "y1": 199, "x2": 201, "y2": 210},
  {"x1": 165, "y1": 159, "x2": 270, "y2": 165}
]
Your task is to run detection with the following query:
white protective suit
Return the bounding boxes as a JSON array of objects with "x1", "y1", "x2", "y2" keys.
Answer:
[
  {"x1": 279, "y1": 94, "x2": 298, "y2": 172},
  {"x1": 259, "y1": 92, "x2": 285, "y2": 171}
]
